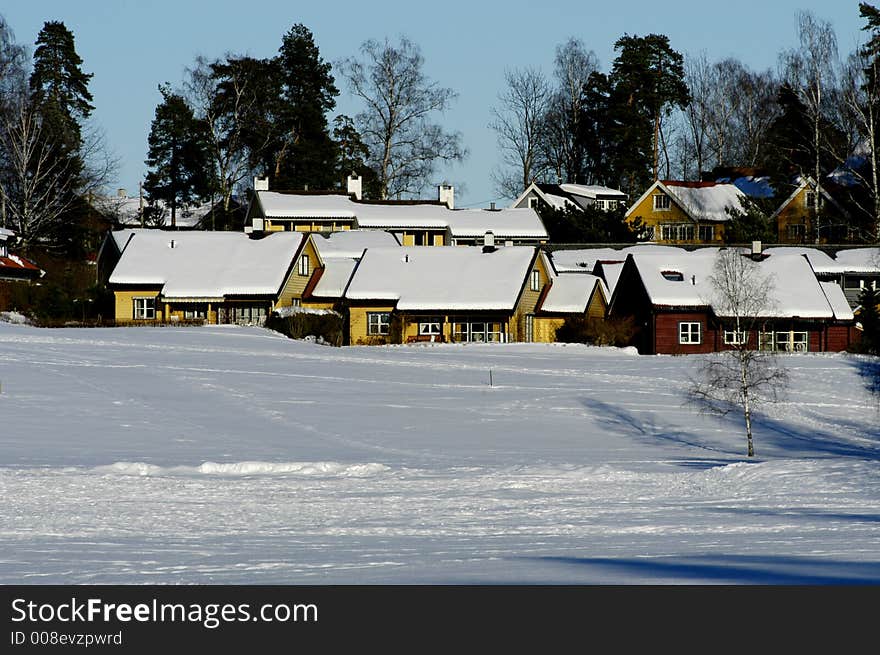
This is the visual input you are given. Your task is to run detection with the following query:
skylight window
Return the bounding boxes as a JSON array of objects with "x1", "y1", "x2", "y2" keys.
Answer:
[{"x1": 661, "y1": 270, "x2": 684, "y2": 282}]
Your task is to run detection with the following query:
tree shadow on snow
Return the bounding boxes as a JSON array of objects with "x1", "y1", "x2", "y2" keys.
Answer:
[
  {"x1": 709, "y1": 505, "x2": 880, "y2": 524},
  {"x1": 516, "y1": 554, "x2": 880, "y2": 584},
  {"x1": 848, "y1": 356, "x2": 880, "y2": 407},
  {"x1": 578, "y1": 397, "x2": 741, "y2": 464}
]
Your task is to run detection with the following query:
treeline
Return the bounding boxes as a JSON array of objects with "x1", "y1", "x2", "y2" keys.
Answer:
[
  {"x1": 492, "y1": 4, "x2": 880, "y2": 243},
  {"x1": 4, "y1": 5, "x2": 880, "y2": 255}
]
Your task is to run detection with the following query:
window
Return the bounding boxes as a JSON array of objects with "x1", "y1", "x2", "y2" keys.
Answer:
[
  {"x1": 133, "y1": 297, "x2": 156, "y2": 320},
  {"x1": 760, "y1": 331, "x2": 809, "y2": 352},
  {"x1": 661, "y1": 224, "x2": 694, "y2": 241},
  {"x1": 418, "y1": 317, "x2": 442, "y2": 336},
  {"x1": 182, "y1": 305, "x2": 207, "y2": 320},
  {"x1": 653, "y1": 194, "x2": 671, "y2": 210},
  {"x1": 679, "y1": 322, "x2": 701, "y2": 344},
  {"x1": 528, "y1": 196, "x2": 539, "y2": 209},
  {"x1": 524, "y1": 314, "x2": 534, "y2": 343},
  {"x1": 299, "y1": 254, "x2": 310, "y2": 276},
  {"x1": 530, "y1": 269, "x2": 541, "y2": 291},
  {"x1": 805, "y1": 191, "x2": 817, "y2": 209},
  {"x1": 232, "y1": 304, "x2": 267, "y2": 325},
  {"x1": 698, "y1": 225, "x2": 715, "y2": 242},
  {"x1": 641, "y1": 226, "x2": 656, "y2": 241},
  {"x1": 661, "y1": 270, "x2": 684, "y2": 282},
  {"x1": 723, "y1": 330, "x2": 749, "y2": 345},
  {"x1": 367, "y1": 312, "x2": 391, "y2": 336},
  {"x1": 787, "y1": 224, "x2": 806, "y2": 241},
  {"x1": 453, "y1": 320, "x2": 505, "y2": 343}
]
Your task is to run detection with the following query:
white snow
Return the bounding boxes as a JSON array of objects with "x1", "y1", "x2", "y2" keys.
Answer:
[
  {"x1": 344, "y1": 246, "x2": 537, "y2": 310},
  {"x1": 1, "y1": 323, "x2": 878, "y2": 584},
  {"x1": 311, "y1": 229, "x2": 400, "y2": 259},
  {"x1": 108, "y1": 231, "x2": 304, "y2": 298},
  {"x1": 664, "y1": 182, "x2": 749, "y2": 222},
  {"x1": 312, "y1": 259, "x2": 357, "y2": 299},
  {"x1": 631, "y1": 251, "x2": 843, "y2": 318},
  {"x1": 541, "y1": 274, "x2": 607, "y2": 314},
  {"x1": 273, "y1": 305, "x2": 340, "y2": 318},
  {"x1": 0, "y1": 310, "x2": 30, "y2": 324},
  {"x1": 551, "y1": 245, "x2": 686, "y2": 272}
]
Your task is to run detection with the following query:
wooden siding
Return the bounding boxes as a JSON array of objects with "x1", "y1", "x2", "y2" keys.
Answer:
[
  {"x1": 511, "y1": 254, "x2": 551, "y2": 341},
  {"x1": 276, "y1": 238, "x2": 318, "y2": 309},
  {"x1": 626, "y1": 187, "x2": 726, "y2": 244},
  {"x1": 114, "y1": 288, "x2": 163, "y2": 323},
  {"x1": 775, "y1": 186, "x2": 815, "y2": 244},
  {"x1": 348, "y1": 303, "x2": 396, "y2": 344},
  {"x1": 653, "y1": 311, "x2": 716, "y2": 355}
]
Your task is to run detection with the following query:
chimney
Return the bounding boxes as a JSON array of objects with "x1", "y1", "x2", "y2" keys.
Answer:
[
  {"x1": 489, "y1": 202, "x2": 497, "y2": 211},
  {"x1": 751, "y1": 240, "x2": 763, "y2": 261},
  {"x1": 254, "y1": 176, "x2": 269, "y2": 191},
  {"x1": 117, "y1": 188, "x2": 126, "y2": 198},
  {"x1": 169, "y1": 239, "x2": 177, "y2": 249},
  {"x1": 439, "y1": 184, "x2": 454, "y2": 209},
  {"x1": 347, "y1": 173, "x2": 363, "y2": 200},
  {"x1": 482, "y1": 231, "x2": 496, "y2": 253}
]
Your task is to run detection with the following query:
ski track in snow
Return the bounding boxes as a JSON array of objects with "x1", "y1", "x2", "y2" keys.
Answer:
[{"x1": 0, "y1": 323, "x2": 879, "y2": 584}]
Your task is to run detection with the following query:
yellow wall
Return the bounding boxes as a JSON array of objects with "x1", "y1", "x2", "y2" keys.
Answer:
[
  {"x1": 277, "y1": 238, "x2": 319, "y2": 308},
  {"x1": 775, "y1": 186, "x2": 815, "y2": 243},
  {"x1": 511, "y1": 254, "x2": 551, "y2": 341},
  {"x1": 348, "y1": 304, "x2": 396, "y2": 344},
  {"x1": 301, "y1": 300, "x2": 335, "y2": 311},
  {"x1": 627, "y1": 188, "x2": 726, "y2": 243},
  {"x1": 532, "y1": 281, "x2": 607, "y2": 343},
  {"x1": 114, "y1": 289, "x2": 163, "y2": 323}
]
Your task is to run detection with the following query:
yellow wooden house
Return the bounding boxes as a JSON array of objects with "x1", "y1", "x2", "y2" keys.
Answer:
[
  {"x1": 342, "y1": 245, "x2": 555, "y2": 345},
  {"x1": 625, "y1": 180, "x2": 748, "y2": 244},
  {"x1": 108, "y1": 231, "x2": 311, "y2": 325},
  {"x1": 770, "y1": 176, "x2": 850, "y2": 244}
]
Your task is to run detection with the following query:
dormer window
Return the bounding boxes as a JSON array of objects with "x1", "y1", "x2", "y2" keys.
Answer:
[
  {"x1": 527, "y1": 196, "x2": 539, "y2": 209},
  {"x1": 805, "y1": 191, "x2": 817, "y2": 209},
  {"x1": 653, "y1": 194, "x2": 671, "y2": 210},
  {"x1": 661, "y1": 270, "x2": 684, "y2": 282}
]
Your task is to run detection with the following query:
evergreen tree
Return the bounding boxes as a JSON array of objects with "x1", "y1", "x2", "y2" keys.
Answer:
[
  {"x1": 579, "y1": 71, "x2": 614, "y2": 186},
  {"x1": 535, "y1": 201, "x2": 639, "y2": 243},
  {"x1": 28, "y1": 21, "x2": 93, "y2": 175},
  {"x1": 332, "y1": 114, "x2": 380, "y2": 198},
  {"x1": 271, "y1": 24, "x2": 338, "y2": 190},
  {"x1": 723, "y1": 198, "x2": 777, "y2": 244},
  {"x1": 607, "y1": 34, "x2": 689, "y2": 196},
  {"x1": 143, "y1": 85, "x2": 211, "y2": 227}
]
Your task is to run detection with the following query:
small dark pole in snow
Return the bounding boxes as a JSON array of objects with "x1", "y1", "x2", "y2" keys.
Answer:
[{"x1": 489, "y1": 370, "x2": 493, "y2": 387}]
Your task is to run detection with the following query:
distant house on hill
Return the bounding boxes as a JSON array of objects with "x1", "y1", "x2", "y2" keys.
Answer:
[
  {"x1": 625, "y1": 180, "x2": 749, "y2": 244},
  {"x1": 769, "y1": 176, "x2": 850, "y2": 244},
  {"x1": 607, "y1": 249, "x2": 856, "y2": 354},
  {"x1": 511, "y1": 182, "x2": 628, "y2": 213},
  {"x1": 246, "y1": 175, "x2": 548, "y2": 247},
  {"x1": 108, "y1": 231, "x2": 308, "y2": 325}
]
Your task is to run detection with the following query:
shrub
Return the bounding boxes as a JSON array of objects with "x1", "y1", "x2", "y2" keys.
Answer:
[
  {"x1": 555, "y1": 315, "x2": 635, "y2": 347},
  {"x1": 266, "y1": 309, "x2": 344, "y2": 346}
]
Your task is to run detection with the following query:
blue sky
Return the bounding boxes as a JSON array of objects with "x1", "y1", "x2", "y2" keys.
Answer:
[{"x1": 2, "y1": 1, "x2": 867, "y2": 208}]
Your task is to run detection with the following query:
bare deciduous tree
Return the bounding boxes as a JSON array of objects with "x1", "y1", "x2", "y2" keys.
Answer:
[
  {"x1": 338, "y1": 37, "x2": 466, "y2": 200},
  {"x1": 781, "y1": 11, "x2": 840, "y2": 241},
  {"x1": 542, "y1": 38, "x2": 599, "y2": 184},
  {"x1": 0, "y1": 96, "x2": 77, "y2": 248},
  {"x1": 489, "y1": 67, "x2": 551, "y2": 199},
  {"x1": 689, "y1": 249, "x2": 789, "y2": 458}
]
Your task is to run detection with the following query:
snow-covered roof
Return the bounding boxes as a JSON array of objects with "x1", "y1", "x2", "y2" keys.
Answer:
[
  {"x1": 628, "y1": 250, "x2": 843, "y2": 319},
  {"x1": 551, "y1": 245, "x2": 687, "y2": 273},
  {"x1": 445, "y1": 208, "x2": 548, "y2": 239},
  {"x1": 820, "y1": 282, "x2": 855, "y2": 321},
  {"x1": 0, "y1": 227, "x2": 14, "y2": 241},
  {"x1": 312, "y1": 259, "x2": 358, "y2": 298},
  {"x1": 256, "y1": 191, "x2": 548, "y2": 239},
  {"x1": 109, "y1": 231, "x2": 304, "y2": 299},
  {"x1": 595, "y1": 261, "x2": 625, "y2": 296},
  {"x1": 345, "y1": 246, "x2": 537, "y2": 311},
  {"x1": 311, "y1": 230, "x2": 400, "y2": 259},
  {"x1": 96, "y1": 196, "x2": 218, "y2": 228},
  {"x1": 662, "y1": 181, "x2": 749, "y2": 222},
  {"x1": 541, "y1": 274, "x2": 608, "y2": 314},
  {"x1": 763, "y1": 247, "x2": 838, "y2": 273},
  {"x1": 557, "y1": 183, "x2": 628, "y2": 200},
  {"x1": 831, "y1": 248, "x2": 880, "y2": 274}
]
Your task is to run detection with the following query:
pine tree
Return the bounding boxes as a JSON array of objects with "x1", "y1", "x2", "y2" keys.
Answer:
[
  {"x1": 271, "y1": 24, "x2": 338, "y2": 190},
  {"x1": 607, "y1": 34, "x2": 689, "y2": 196},
  {"x1": 28, "y1": 21, "x2": 93, "y2": 173},
  {"x1": 143, "y1": 86, "x2": 211, "y2": 227}
]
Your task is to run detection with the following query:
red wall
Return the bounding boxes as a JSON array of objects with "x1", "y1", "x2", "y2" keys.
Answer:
[{"x1": 653, "y1": 312, "x2": 716, "y2": 354}]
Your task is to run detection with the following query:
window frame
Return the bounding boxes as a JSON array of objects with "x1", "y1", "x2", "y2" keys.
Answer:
[
  {"x1": 530, "y1": 269, "x2": 541, "y2": 291},
  {"x1": 653, "y1": 194, "x2": 671, "y2": 211},
  {"x1": 133, "y1": 296, "x2": 156, "y2": 320},
  {"x1": 298, "y1": 254, "x2": 310, "y2": 277},
  {"x1": 679, "y1": 321, "x2": 702, "y2": 345},
  {"x1": 418, "y1": 317, "x2": 442, "y2": 336},
  {"x1": 723, "y1": 330, "x2": 749, "y2": 345},
  {"x1": 367, "y1": 312, "x2": 391, "y2": 336}
]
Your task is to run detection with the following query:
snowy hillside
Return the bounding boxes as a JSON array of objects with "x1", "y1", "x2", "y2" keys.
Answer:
[{"x1": 0, "y1": 322, "x2": 878, "y2": 584}]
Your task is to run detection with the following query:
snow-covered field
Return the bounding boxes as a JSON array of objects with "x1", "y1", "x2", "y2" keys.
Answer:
[{"x1": 1, "y1": 322, "x2": 878, "y2": 584}]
